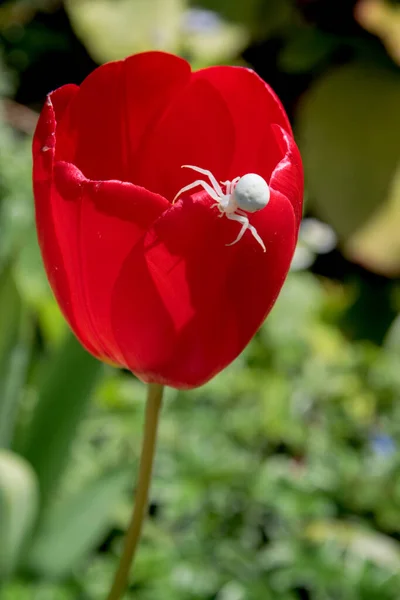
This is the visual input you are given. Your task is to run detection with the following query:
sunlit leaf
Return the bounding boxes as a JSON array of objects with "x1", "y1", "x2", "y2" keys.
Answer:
[
  {"x1": 306, "y1": 519, "x2": 400, "y2": 571},
  {"x1": 298, "y1": 62, "x2": 400, "y2": 275},
  {"x1": 0, "y1": 450, "x2": 39, "y2": 578},
  {"x1": 181, "y1": 9, "x2": 247, "y2": 68},
  {"x1": 65, "y1": 0, "x2": 185, "y2": 63},
  {"x1": 345, "y1": 162, "x2": 400, "y2": 276},
  {"x1": 356, "y1": 0, "x2": 400, "y2": 66}
]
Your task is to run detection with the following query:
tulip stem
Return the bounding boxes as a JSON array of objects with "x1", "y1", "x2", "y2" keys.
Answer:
[{"x1": 106, "y1": 383, "x2": 164, "y2": 600}]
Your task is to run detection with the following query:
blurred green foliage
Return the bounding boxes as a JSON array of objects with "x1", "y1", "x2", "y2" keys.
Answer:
[{"x1": 0, "y1": 0, "x2": 400, "y2": 599}]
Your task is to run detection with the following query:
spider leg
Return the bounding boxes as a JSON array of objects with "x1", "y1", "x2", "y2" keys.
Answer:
[
  {"x1": 181, "y1": 165, "x2": 224, "y2": 197},
  {"x1": 225, "y1": 213, "x2": 249, "y2": 247},
  {"x1": 230, "y1": 177, "x2": 240, "y2": 195},
  {"x1": 211, "y1": 203, "x2": 225, "y2": 216},
  {"x1": 248, "y1": 224, "x2": 266, "y2": 252},
  {"x1": 173, "y1": 180, "x2": 221, "y2": 204},
  {"x1": 225, "y1": 213, "x2": 266, "y2": 252},
  {"x1": 220, "y1": 180, "x2": 231, "y2": 194},
  {"x1": 220, "y1": 177, "x2": 240, "y2": 195},
  {"x1": 236, "y1": 208, "x2": 248, "y2": 217}
]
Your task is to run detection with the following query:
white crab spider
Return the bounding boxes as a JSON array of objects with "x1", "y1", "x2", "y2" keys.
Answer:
[{"x1": 172, "y1": 165, "x2": 270, "y2": 252}]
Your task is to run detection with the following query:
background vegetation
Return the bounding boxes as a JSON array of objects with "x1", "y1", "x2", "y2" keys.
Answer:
[{"x1": 0, "y1": 0, "x2": 400, "y2": 598}]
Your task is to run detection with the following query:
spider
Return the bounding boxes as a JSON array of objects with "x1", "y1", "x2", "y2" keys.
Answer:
[{"x1": 172, "y1": 165, "x2": 270, "y2": 252}]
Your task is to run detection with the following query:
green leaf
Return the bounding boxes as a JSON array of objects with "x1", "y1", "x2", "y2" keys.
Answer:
[
  {"x1": 279, "y1": 28, "x2": 337, "y2": 73},
  {"x1": 297, "y1": 62, "x2": 400, "y2": 275},
  {"x1": 0, "y1": 450, "x2": 39, "y2": 578},
  {"x1": 0, "y1": 323, "x2": 32, "y2": 450},
  {"x1": 0, "y1": 265, "x2": 30, "y2": 449},
  {"x1": 194, "y1": 0, "x2": 259, "y2": 27},
  {"x1": 28, "y1": 469, "x2": 130, "y2": 577},
  {"x1": 384, "y1": 313, "x2": 400, "y2": 354},
  {"x1": 21, "y1": 332, "x2": 103, "y2": 510},
  {"x1": 0, "y1": 264, "x2": 21, "y2": 371},
  {"x1": 14, "y1": 229, "x2": 65, "y2": 345},
  {"x1": 0, "y1": 129, "x2": 32, "y2": 264}
]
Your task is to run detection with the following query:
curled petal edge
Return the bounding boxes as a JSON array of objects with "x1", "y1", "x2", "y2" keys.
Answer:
[{"x1": 270, "y1": 124, "x2": 304, "y2": 228}]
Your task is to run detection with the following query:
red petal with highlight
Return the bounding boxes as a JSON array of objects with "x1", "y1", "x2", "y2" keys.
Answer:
[
  {"x1": 32, "y1": 84, "x2": 102, "y2": 357},
  {"x1": 55, "y1": 52, "x2": 191, "y2": 182},
  {"x1": 136, "y1": 77, "x2": 235, "y2": 201},
  {"x1": 111, "y1": 189, "x2": 296, "y2": 388},
  {"x1": 32, "y1": 51, "x2": 304, "y2": 388},
  {"x1": 194, "y1": 66, "x2": 292, "y2": 181},
  {"x1": 53, "y1": 162, "x2": 169, "y2": 363},
  {"x1": 270, "y1": 125, "x2": 304, "y2": 227}
]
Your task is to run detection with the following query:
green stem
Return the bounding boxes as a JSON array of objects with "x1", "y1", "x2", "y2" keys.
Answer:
[{"x1": 106, "y1": 383, "x2": 164, "y2": 600}]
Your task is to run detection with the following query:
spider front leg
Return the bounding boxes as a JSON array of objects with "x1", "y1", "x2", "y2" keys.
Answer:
[
  {"x1": 226, "y1": 212, "x2": 266, "y2": 252},
  {"x1": 172, "y1": 179, "x2": 221, "y2": 204},
  {"x1": 181, "y1": 165, "x2": 224, "y2": 197},
  {"x1": 220, "y1": 177, "x2": 240, "y2": 195}
]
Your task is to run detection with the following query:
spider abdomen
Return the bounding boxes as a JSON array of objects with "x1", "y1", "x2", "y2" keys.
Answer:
[{"x1": 233, "y1": 173, "x2": 270, "y2": 213}]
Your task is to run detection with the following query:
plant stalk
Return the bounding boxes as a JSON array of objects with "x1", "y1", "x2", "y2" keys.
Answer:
[{"x1": 106, "y1": 383, "x2": 164, "y2": 600}]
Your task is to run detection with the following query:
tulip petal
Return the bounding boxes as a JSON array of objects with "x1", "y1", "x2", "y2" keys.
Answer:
[
  {"x1": 33, "y1": 52, "x2": 303, "y2": 386},
  {"x1": 32, "y1": 84, "x2": 103, "y2": 357},
  {"x1": 270, "y1": 125, "x2": 304, "y2": 227},
  {"x1": 136, "y1": 77, "x2": 236, "y2": 202},
  {"x1": 55, "y1": 51, "x2": 191, "y2": 182},
  {"x1": 52, "y1": 162, "x2": 169, "y2": 364},
  {"x1": 194, "y1": 66, "x2": 292, "y2": 181},
  {"x1": 111, "y1": 190, "x2": 297, "y2": 388}
]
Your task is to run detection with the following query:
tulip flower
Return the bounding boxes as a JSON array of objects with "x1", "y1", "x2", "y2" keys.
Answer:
[
  {"x1": 32, "y1": 51, "x2": 303, "y2": 390},
  {"x1": 33, "y1": 51, "x2": 303, "y2": 600}
]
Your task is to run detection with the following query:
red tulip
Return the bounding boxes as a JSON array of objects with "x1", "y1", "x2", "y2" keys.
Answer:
[{"x1": 32, "y1": 51, "x2": 303, "y2": 389}]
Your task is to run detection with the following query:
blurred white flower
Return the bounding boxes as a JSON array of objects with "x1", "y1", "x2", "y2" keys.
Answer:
[
  {"x1": 300, "y1": 217, "x2": 337, "y2": 254},
  {"x1": 182, "y1": 7, "x2": 223, "y2": 34},
  {"x1": 290, "y1": 243, "x2": 315, "y2": 271}
]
